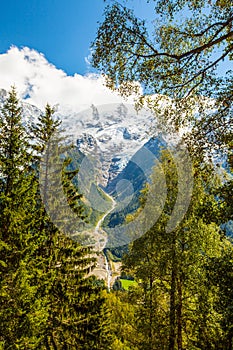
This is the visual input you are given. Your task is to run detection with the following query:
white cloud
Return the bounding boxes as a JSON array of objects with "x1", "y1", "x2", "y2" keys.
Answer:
[{"x1": 0, "y1": 46, "x2": 138, "y2": 114}]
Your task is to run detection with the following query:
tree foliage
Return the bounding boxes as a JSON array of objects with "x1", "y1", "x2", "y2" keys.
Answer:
[
  {"x1": 121, "y1": 152, "x2": 232, "y2": 349},
  {"x1": 92, "y1": 0, "x2": 233, "y2": 156}
]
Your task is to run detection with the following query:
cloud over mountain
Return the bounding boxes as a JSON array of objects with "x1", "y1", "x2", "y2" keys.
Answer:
[{"x1": 0, "y1": 46, "x2": 134, "y2": 113}]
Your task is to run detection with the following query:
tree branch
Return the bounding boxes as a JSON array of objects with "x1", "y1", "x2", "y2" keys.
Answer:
[{"x1": 176, "y1": 16, "x2": 233, "y2": 38}]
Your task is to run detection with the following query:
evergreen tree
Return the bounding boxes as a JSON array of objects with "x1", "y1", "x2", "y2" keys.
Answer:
[
  {"x1": 0, "y1": 87, "x2": 40, "y2": 347},
  {"x1": 30, "y1": 103, "x2": 112, "y2": 349}
]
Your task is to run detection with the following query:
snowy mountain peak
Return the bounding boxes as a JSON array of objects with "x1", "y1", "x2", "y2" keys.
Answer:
[{"x1": 66, "y1": 103, "x2": 157, "y2": 185}]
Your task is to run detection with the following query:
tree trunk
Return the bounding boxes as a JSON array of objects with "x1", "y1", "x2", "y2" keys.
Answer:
[
  {"x1": 168, "y1": 266, "x2": 176, "y2": 350},
  {"x1": 149, "y1": 275, "x2": 153, "y2": 349},
  {"x1": 50, "y1": 333, "x2": 58, "y2": 350},
  {"x1": 177, "y1": 275, "x2": 183, "y2": 350}
]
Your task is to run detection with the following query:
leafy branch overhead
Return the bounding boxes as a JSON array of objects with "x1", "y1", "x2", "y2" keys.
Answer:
[
  {"x1": 92, "y1": 1, "x2": 233, "y2": 98},
  {"x1": 92, "y1": 0, "x2": 233, "y2": 158}
]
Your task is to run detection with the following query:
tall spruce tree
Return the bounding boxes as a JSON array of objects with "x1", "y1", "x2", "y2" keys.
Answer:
[
  {"x1": 30, "y1": 104, "x2": 112, "y2": 349},
  {"x1": 0, "y1": 87, "x2": 40, "y2": 347}
]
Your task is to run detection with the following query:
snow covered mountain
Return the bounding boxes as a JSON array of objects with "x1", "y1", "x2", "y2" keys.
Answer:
[
  {"x1": 61, "y1": 103, "x2": 157, "y2": 186},
  {"x1": 0, "y1": 88, "x2": 158, "y2": 187}
]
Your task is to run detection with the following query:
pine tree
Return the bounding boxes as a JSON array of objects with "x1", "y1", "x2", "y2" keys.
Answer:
[
  {"x1": 30, "y1": 104, "x2": 112, "y2": 349},
  {"x1": 0, "y1": 87, "x2": 40, "y2": 347}
]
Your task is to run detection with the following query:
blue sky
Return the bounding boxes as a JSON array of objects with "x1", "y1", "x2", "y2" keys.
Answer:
[
  {"x1": 0, "y1": 0, "x2": 230, "y2": 112},
  {"x1": 0, "y1": 0, "x2": 155, "y2": 76},
  {"x1": 0, "y1": 0, "x2": 153, "y2": 112},
  {"x1": 0, "y1": 0, "x2": 106, "y2": 75},
  {"x1": 1, "y1": 0, "x2": 230, "y2": 77}
]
